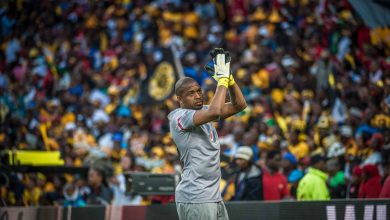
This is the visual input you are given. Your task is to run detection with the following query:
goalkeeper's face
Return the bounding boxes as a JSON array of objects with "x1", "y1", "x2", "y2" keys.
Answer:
[{"x1": 177, "y1": 81, "x2": 204, "y2": 110}]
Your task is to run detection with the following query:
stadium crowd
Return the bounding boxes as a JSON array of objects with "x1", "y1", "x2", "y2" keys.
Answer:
[{"x1": 1, "y1": 0, "x2": 390, "y2": 206}]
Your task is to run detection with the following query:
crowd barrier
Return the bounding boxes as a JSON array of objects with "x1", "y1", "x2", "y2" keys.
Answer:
[{"x1": 0, "y1": 199, "x2": 389, "y2": 220}]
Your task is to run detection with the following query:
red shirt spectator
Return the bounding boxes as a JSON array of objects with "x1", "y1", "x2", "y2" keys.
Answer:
[
  {"x1": 262, "y1": 150, "x2": 290, "y2": 201},
  {"x1": 358, "y1": 164, "x2": 382, "y2": 198},
  {"x1": 379, "y1": 176, "x2": 390, "y2": 198},
  {"x1": 262, "y1": 168, "x2": 289, "y2": 200}
]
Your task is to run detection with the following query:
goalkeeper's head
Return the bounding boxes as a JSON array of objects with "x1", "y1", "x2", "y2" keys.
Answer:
[{"x1": 175, "y1": 77, "x2": 204, "y2": 110}]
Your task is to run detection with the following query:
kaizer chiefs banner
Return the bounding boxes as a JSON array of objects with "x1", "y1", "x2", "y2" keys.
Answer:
[{"x1": 139, "y1": 47, "x2": 181, "y2": 104}]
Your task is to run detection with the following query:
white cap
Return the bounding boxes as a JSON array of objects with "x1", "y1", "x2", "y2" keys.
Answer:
[{"x1": 235, "y1": 146, "x2": 253, "y2": 161}]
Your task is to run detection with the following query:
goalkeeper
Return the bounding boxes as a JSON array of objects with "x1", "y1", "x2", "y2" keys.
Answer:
[{"x1": 168, "y1": 48, "x2": 247, "y2": 220}]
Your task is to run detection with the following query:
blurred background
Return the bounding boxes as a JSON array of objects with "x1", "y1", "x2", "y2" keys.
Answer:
[{"x1": 0, "y1": 0, "x2": 389, "y2": 208}]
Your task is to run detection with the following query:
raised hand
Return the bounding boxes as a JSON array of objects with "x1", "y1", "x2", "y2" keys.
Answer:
[{"x1": 205, "y1": 48, "x2": 235, "y2": 87}]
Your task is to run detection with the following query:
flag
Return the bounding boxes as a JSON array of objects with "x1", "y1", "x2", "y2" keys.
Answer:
[{"x1": 138, "y1": 47, "x2": 183, "y2": 105}]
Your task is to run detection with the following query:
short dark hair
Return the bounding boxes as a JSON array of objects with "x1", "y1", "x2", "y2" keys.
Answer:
[
  {"x1": 310, "y1": 154, "x2": 326, "y2": 166},
  {"x1": 175, "y1": 77, "x2": 197, "y2": 96},
  {"x1": 267, "y1": 150, "x2": 281, "y2": 160}
]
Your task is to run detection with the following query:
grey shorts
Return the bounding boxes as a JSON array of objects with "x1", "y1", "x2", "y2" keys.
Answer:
[{"x1": 176, "y1": 201, "x2": 229, "y2": 220}]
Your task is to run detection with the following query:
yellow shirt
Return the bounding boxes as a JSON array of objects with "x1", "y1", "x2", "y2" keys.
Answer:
[
  {"x1": 23, "y1": 187, "x2": 42, "y2": 206},
  {"x1": 288, "y1": 142, "x2": 309, "y2": 160},
  {"x1": 345, "y1": 139, "x2": 358, "y2": 156}
]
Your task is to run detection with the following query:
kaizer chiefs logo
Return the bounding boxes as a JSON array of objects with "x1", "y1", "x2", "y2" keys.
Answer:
[{"x1": 148, "y1": 61, "x2": 175, "y2": 101}]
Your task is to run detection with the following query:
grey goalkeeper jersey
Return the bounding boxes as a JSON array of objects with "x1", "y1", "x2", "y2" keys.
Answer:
[{"x1": 168, "y1": 106, "x2": 222, "y2": 203}]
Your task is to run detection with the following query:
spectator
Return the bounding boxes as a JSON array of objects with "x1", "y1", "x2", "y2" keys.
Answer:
[
  {"x1": 232, "y1": 146, "x2": 263, "y2": 201},
  {"x1": 262, "y1": 150, "x2": 290, "y2": 200},
  {"x1": 363, "y1": 133, "x2": 384, "y2": 166},
  {"x1": 22, "y1": 174, "x2": 42, "y2": 206},
  {"x1": 282, "y1": 152, "x2": 303, "y2": 198},
  {"x1": 63, "y1": 182, "x2": 86, "y2": 207},
  {"x1": 115, "y1": 153, "x2": 136, "y2": 194},
  {"x1": 346, "y1": 166, "x2": 363, "y2": 199},
  {"x1": 297, "y1": 155, "x2": 330, "y2": 201},
  {"x1": 74, "y1": 174, "x2": 90, "y2": 202},
  {"x1": 86, "y1": 166, "x2": 113, "y2": 205},
  {"x1": 340, "y1": 125, "x2": 358, "y2": 158},
  {"x1": 288, "y1": 131, "x2": 309, "y2": 161},
  {"x1": 380, "y1": 170, "x2": 390, "y2": 198},
  {"x1": 358, "y1": 164, "x2": 382, "y2": 198},
  {"x1": 109, "y1": 174, "x2": 142, "y2": 206},
  {"x1": 326, "y1": 157, "x2": 346, "y2": 199}
]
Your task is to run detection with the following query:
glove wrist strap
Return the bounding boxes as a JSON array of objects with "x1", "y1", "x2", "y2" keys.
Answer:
[{"x1": 217, "y1": 78, "x2": 229, "y2": 88}]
